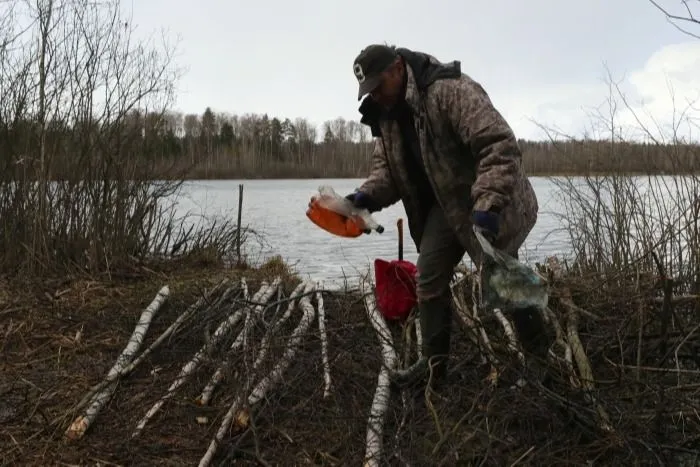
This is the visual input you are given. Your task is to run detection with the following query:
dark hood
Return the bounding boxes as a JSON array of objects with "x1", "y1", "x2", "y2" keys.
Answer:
[{"x1": 358, "y1": 47, "x2": 462, "y2": 137}]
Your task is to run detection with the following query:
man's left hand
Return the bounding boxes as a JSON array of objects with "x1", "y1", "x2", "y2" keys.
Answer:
[{"x1": 471, "y1": 210, "x2": 499, "y2": 242}]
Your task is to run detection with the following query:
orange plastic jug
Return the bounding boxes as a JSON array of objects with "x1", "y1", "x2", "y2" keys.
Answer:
[{"x1": 306, "y1": 197, "x2": 368, "y2": 238}]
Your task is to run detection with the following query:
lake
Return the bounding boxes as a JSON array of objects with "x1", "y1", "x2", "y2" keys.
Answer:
[{"x1": 171, "y1": 178, "x2": 572, "y2": 286}]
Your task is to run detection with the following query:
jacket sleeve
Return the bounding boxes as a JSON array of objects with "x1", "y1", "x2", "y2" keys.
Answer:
[
  {"x1": 439, "y1": 76, "x2": 522, "y2": 213},
  {"x1": 358, "y1": 137, "x2": 401, "y2": 209}
]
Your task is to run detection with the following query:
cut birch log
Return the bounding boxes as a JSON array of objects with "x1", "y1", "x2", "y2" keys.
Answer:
[
  {"x1": 316, "y1": 283, "x2": 333, "y2": 398},
  {"x1": 543, "y1": 306, "x2": 576, "y2": 383},
  {"x1": 539, "y1": 259, "x2": 575, "y2": 379},
  {"x1": 132, "y1": 279, "x2": 276, "y2": 438},
  {"x1": 544, "y1": 257, "x2": 617, "y2": 438},
  {"x1": 197, "y1": 281, "x2": 317, "y2": 467},
  {"x1": 565, "y1": 302, "x2": 616, "y2": 436},
  {"x1": 66, "y1": 279, "x2": 229, "y2": 420},
  {"x1": 492, "y1": 308, "x2": 527, "y2": 389},
  {"x1": 467, "y1": 271, "x2": 495, "y2": 351},
  {"x1": 414, "y1": 308, "x2": 423, "y2": 359},
  {"x1": 196, "y1": 277, "x2": 281, "y2": 405},
  {"x1": 65, "y1": 285, "x2": 170, "y2": 440},
  {"x1": 361, "y1": 277, "x2": 397, "y2": 467},
  {"x1": 451, "y1": 270, "x2": 500, "y2": 383}
]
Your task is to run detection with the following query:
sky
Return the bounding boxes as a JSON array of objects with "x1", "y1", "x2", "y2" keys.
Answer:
[{"x1": 124, "y1": 0, "x2": 700, "y2": 143}]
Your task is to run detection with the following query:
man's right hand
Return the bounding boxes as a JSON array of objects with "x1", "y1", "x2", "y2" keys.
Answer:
[{"x1": 345, "y1": 191, "x2": 380, "y2": 213}]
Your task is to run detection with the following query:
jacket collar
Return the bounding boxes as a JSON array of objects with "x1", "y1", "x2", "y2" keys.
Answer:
[{"x1": 403, "y1": 59, "x2": 423, "y2": 115}]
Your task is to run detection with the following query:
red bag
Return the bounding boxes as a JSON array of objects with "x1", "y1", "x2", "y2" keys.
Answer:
[{"x1": 373, "y1": 219, "x2": 418, "y2": 321}]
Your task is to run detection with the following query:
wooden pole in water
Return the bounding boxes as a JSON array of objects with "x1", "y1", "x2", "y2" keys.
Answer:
[{"x1": 236, "y1": 184, "x2": 244, "y2": 265}]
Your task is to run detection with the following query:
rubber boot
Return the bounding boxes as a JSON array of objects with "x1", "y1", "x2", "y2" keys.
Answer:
[
  {"x1": 509, "y1": 305, "x2": 552, "y2": 384},
  {"x1": 390, "y1": 295, "x2": 452, "y2": 390},
  {"x1": 510, "y1": 306, "x2": 548, "y2": 358},
  {"x1": 419, "y1": 295, "x2": 452, "y2": 385}
]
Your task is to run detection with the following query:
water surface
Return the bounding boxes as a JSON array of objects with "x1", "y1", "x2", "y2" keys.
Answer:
[{"x1": 172, "y1": 178, "x2": 572, "y2": 286}]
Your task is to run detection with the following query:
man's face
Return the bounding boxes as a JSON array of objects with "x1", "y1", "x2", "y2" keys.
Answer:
[{"x1": 370, "y1": 60, "x2": 403, "y2": 109}]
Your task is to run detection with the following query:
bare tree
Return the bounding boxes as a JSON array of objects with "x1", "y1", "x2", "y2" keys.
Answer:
[
  {"x1": 0, "y1": 0, "x2": 239, "y2": 276},
  {"x1": 649, "y1": 0, "x2": 700, "y2": 39}
]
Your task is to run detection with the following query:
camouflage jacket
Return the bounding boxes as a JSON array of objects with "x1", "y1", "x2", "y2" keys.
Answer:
[{"x1": 357, "y1": 48, "x2": 538, "y2": 254}]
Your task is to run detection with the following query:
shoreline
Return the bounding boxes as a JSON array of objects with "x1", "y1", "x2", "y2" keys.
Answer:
[{"x1": 3, "y1": 171, "x2": 697, "y2": 184}]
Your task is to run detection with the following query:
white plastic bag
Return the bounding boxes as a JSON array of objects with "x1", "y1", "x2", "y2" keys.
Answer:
[{"x1": 473, "y1": 226, "x2": 548, "y2": 310}]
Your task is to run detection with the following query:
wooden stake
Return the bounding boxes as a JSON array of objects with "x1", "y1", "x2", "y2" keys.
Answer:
[{"x1": 236, "y1": 183, "x2": 244, "y2": 265}]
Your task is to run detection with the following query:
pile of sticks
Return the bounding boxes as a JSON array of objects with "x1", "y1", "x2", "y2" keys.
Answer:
[
  {"x1": 58, "y1": 256, "x2": 700, "y2": 465},
  {"x1": 450, "y1": 260, "x2": 615, "y2": 434},
  {"x1": 357, "y1": 257, "x2": 623, "y2": 466},
  {"x1": 59, "y1": 262, "x2": 615, "y2": 466},
  {"x1": 62, "y1": 276, "x2": 333, "y2": 467}
]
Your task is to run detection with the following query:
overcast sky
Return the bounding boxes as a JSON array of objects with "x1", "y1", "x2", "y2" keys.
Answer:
[{"x1": 125, "y1": 0, "x2": 700, "y2": 142}]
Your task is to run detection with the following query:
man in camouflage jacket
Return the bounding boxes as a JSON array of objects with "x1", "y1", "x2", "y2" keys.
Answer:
[{"x1": 347, "y1": 44, "x2": 539, "y2": 387}]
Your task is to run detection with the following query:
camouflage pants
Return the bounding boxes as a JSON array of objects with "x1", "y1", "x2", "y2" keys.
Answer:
[
  {"x1": 415, "y1": 204, "x2": 522, "y2": 302},
  {"x1": 416, "y1": 203, "x2": 546, "y2": 356}
]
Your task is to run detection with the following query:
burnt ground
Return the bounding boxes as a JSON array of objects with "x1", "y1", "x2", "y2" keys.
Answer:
[{"x1": 2, "y1": 262, "x2": 700, "y2": 466}]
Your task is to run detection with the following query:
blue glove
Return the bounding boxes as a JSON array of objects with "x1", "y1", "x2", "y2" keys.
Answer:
[
  {"x1": 345, "y1": 191, "x2": 380, "y2": 213},
  {"x1": 472, "y1": 210, "x2": 499, "y2": 241}
]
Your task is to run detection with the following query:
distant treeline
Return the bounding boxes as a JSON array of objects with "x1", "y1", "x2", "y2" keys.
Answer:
[
  {"x1": 3, "y1": 107, "x2": 700, "y2": 180},
  {"x1": 2, "y1": 1, "x2": 698, "y2": 183}
]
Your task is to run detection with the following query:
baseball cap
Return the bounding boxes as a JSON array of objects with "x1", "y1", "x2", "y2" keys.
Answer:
[{"x1": 352, "y1": 44, "x2": 397, "y2": 100}]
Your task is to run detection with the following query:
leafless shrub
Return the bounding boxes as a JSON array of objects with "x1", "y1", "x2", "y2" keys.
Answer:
[
  {"x1": 649, "y1": 0, "x2": 700, "y2": 39},
  {"x1": 538, "y1": 67, "x2": 700, "y2": 292},
  {"x1": 0, "y1": 0, "x2": 243, "y2": 277}
]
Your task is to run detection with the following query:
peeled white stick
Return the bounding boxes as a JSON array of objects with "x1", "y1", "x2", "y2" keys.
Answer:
[
  {"x1": 471, "y1": 271, "x2": 501, "y2": 385},
  {"x1": 361, "y1": 278, "x2": 397, "y2": 467},
  {"x1": 316, "y1": 282, "x2": 332, "y2": 398},
  {"x1": 194, "y1": 281, "x2": 302, "y2": 427},
  {"x1": 240, "y1": 277, "x2": 249, "y2": 301},
  {"x1": 132, "y1": 280, "x2": 274, "y2": 438},
  {"x1": 245, "y1": 282, "x2": 316, "y2": 407},
  {"x1": 543, "y1": 306, "x2": 576, "y2": 383},
  {"x1": 252, "y1": 281, "x2": 306, "y2": 370},
  {"x1": 232, "y1": 277, "x2": 282, "y2": 354},
  {"x1": 65, "y1": 285, "x2": 170, "y2": 440},
  {"x1": 198, "y1": 281, "x2": 317, "y2": 467},
  {"x1": 492, "y1": 308, "x2": 525, "y2": 366},
  {"x1": 196, "y1": 277, "x2": 281, "y2": 405},
  {"x1": 470, "y1": 272, "x2": 496, "y2": 358},
  {"x1": 492, "y1": 308, "x2": 527, "y2": 389},
  {"x1": 68, "y1": 279, "x2": 229, "y2": 419},
  {"x1": 196, "y1": 280, "x2": 275, "y2": 405},
  {"x1": 414, "y1": 308, "x2": 423, "y2": 359}
]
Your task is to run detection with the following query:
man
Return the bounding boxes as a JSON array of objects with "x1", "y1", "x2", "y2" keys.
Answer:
[{"x1": 346, "y1": 44, "x2": 539, "y2": 388}]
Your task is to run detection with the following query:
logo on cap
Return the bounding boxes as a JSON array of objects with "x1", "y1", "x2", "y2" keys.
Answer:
[{"x1": 353, "y1": 63, "x2": 365, "y2": 83}]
